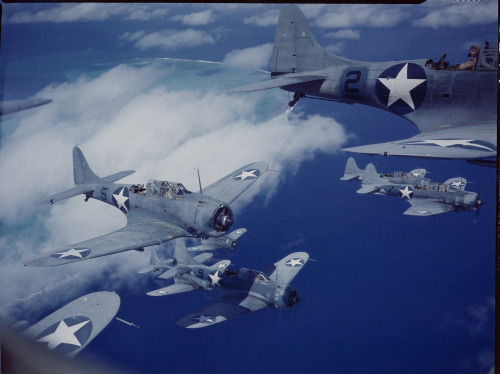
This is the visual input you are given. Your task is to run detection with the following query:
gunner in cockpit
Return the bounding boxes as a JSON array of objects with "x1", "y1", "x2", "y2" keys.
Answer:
[{"x1": 458, "y1": 45, "x2": 479, "y2": 70}]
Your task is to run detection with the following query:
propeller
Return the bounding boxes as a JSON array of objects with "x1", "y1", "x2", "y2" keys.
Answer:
[{"x1": 473, "y1": 189, "x2": 483, "y2": 224}]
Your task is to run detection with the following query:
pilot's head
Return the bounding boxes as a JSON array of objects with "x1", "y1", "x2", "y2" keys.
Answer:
[{"x1": 468, "y1": 45, "x2": 479, "y2": 57}]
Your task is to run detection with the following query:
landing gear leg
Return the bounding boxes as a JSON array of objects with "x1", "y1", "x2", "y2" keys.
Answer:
[{"x1": 288, "y1": 92, "x2": 304, "y2": 108}]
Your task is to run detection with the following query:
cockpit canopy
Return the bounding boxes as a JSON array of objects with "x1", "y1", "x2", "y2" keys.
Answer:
[{"x1": 146, "y1": 179, "x2": 191, "y2": 199}]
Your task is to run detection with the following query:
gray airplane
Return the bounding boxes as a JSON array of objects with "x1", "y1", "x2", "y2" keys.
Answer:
[
  {"x1": 146, "y1": 240, "x2": 308, "y2": 328},
  {"x1": 21, "y1": 291, "x2": 120, "y2": 357},
  {"x1": 187, "y1": 228, "x2": 247, "y2": 251},
  {"x1": 341, "y1": 157, "x2": 426, "y2": 183},
  {"x1": 233, "y1": 4, "x2": 497, "y2": 164},
  {"x1": 344, "y1": 162, "x2": 482, "y2": 216},
  {"x1": 22, "y1": 146, "x2": 267, "y2": 267}
]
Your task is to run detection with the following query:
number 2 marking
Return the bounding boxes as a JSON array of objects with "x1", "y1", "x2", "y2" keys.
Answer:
[{"x1": 344, "y1": 71, "x2": 361, "y2": 93}]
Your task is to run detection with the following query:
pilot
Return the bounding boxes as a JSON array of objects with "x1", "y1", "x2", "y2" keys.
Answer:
[{"x1": 458, "y1": 45, "x2": 479, "y2": 71}]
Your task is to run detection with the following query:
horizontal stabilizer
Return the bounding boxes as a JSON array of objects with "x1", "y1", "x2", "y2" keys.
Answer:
[
  {"x1": 158, "y1": 265, "x2": 191, "y2": 280},
  {"x1": 37, "y1": 185, "x2": 95, "y2": 205},
  {"x1": 192, "y1": 253, "x2": 214, "y2": 263},
  {"x1": 231, "y1": 74, "x2": 326, "y2": 92},
  {"x1": 356, "y1": 185, "x2": 380, "y2": 194},
  {"x1": 101, "y1": 170, "x2": 135, "y2": 183},
  {"x1": 147, "y1": 283, "x2": 197, "y2": 297}
]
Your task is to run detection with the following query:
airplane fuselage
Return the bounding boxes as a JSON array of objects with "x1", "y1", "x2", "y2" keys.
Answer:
[
  {"x1": 379, "y1": 184, "x2": 479, "y2": 212},
  {"x1": 90, "y1": 182, "x2": 234, "y2": 238}
]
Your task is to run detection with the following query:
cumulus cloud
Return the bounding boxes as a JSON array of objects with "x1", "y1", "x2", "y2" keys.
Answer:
[
  {"x1": 243, "y1": 9, "x2": 280, "y2": 27},
  {"x1": 222, "y1": 43, "x2": 273, "y2": 70},
  {"x1": 0, "y1": 62, "x2": 349, "y2": 314},
  {"x1": 121, "y1": 29, "x2": 216, "y2": 51},
  {"x1": 412, "y1": 0, "x2": 498, "y2": 28},
  {"x1": 325, "y1": 42, "x2": 346, "y2": 54},
  {"x1": 314, "y1": 4, "x2": 408, "y2": 29},
  {"x1": 325, "y1": 29, "x2": 360, "y2": 40},
  {"x1": 6, "y1": 4, "x2": 169, "y2": 24},
  {"x1": 172, "y1": 9, "x2": 215, "y2": 26}
]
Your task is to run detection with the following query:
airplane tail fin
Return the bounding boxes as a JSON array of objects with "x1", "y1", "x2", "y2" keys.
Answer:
[
  {"x1": 174, "y1": 239, "x2": 197, "y2": 266},
  {"x1": 271, "y1": 4, "x2": 350, "y2": 76},
  {"x1": 340, "y1": 157, "x2": 363, "y2": 181},
  {"x1": 357, "y1": 163, "x2": 384, "y2": 193}
]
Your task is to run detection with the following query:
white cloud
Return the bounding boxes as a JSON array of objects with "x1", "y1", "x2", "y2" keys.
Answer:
[
  {"x1": 412, "y1": 0, "x2": 498, "y2": 28},
  {"x1": 222, "y1": 43, "x2": 273, "y2": 70},
  {"x1": 121, "y1": 29, "x2": 216, "y2": 51},
  {"x1": 172, "y1": 9, "x2": 215, "y2": 26},
  {"x1": 0, "y1": 62, "x2": 350, "y2": 311},
  {"x1": 324, "y1": 29, "x2": 360, "y2": 40},
  {"x1": 243, "y1": 9, "x2": 280, "y2": 27},
  {"x1": 6, "y1": 4, "x2": 169, "y2": 24},
  {"x1": 325, "y1": 42, "x2": 346, "y2": 55},
  {"x1": 314, "y1": 5, "x2": 407, "y2": 29}
]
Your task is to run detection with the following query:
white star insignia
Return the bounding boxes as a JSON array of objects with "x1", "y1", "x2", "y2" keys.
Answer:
[
  {"x1": 194, "y1": 315, "x2": 216, "y2": 324},
  {"x1": 37, "y1": 320, "x2": 90, "y2": 350},
  {"x1": 378, "y1": 63, "x2": 426, "y2": 110},
  {"x1": 405, "y1": 139, "x2": 495, "y2": 151},
  {"x1": 56, "y1": 248, "x2": 89, "y2": 259},
  {"x1": 450, "y1": 181, "x2": 465, "y2": 189},
  {"x1": 113, "y1": 187, "x2": 129, "y2": 212},
  {"x1": 216, "y1": 263, "x2": 227, "y2": 269},
  {"x1": 209, "y1": 271, "x2": 222, "y2": 286},
  {"x1": 234, "y1": 169, "x2": 258, "y2": 181},
  {"x1": 286, "y1": 258, "x2": 304, "y2": 267},
  {"x1": 399, "y1": 186, "x2": 413, "y2": 199}
]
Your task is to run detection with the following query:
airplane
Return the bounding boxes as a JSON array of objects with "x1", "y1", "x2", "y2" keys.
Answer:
[
  {"x1": 0, "y1": 98, "x2": 52, "y2": 115},
  {"x1": 19, "y1": 291, "x2": 120, "y2": 357},
  {"x1": 22, "y1": 146, "x2": 267, "y2": 267},
  {"x1": 145, "y1": 239, "x2": 231, "y2": 296},
  {"x1": 187, "y1": 227, "x2": 247, "y2": 251},
  {"x1": 341, "y1": 157, "x2": 426, "y2": 183},
  {"x1": 146, "y1": 240, "x2": 309, "y2": 328},
  {"x1": 232, "y1": 4, "x2": 497, "y2": 164},
  {"x1": 343, "y1": 161, "x2": 482, "y2": 216}
]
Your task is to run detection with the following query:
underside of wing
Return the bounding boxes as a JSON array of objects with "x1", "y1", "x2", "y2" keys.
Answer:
[
  {"x1": 24, "y1": 292, "x2": 120, "y2": 357},
  {"x1": 22, "y1": 222, "x2": 189, "y2": 267},
  {"x1": 147, "y1": 282, "x2": 198, "y2": 297},
  {"x1": 231, "y1": 73, "x2": 326, "y2": 92},
  {"x1": 404, "y1": 201, "x2": 455, "y2": 216},
  {"x1": 343, "y1": 122, "x2": 496, "y2": 160},
  {"x1": 176, "y1": 297, "x2": 267, "y2": 328},
  {"x1": 265, "y1": 252, "x2": 309, "y2": 285},
  {"x1": 203, "y1": 162, "x2": 268, "y2": 205}
]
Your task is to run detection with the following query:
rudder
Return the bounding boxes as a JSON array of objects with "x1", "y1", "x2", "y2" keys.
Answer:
[{"x1": 271, "y1": 4, "x2": 350, "y2": 75}]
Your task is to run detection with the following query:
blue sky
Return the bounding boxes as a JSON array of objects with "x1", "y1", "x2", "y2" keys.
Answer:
[{"x1": 0, "y1": 2, "x2": 497, "y2": 374}]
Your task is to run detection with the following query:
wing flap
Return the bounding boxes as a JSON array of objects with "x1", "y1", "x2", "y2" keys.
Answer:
[
  {"x1": 22, "y1": 222, "x2": 189, "y2": 267},
  {"x1": 231, "y1": 74, "x2": 326, "y2": 92},
  {"x1": 203, "y1": 162, "x2": 268, "y2": 205}
]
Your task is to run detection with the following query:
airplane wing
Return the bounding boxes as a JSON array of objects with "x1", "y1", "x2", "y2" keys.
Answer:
[
  {"x1": 0, "y1": 98, "x2": 52, "y2": 115},
  {"x1": 356, "y1": 185, "x2": 380, "y2": 194},
  {"x1": 265, "y1": 252, "x2": 309, "y2": 285},
  {"x1": 404, "y1": 201, "x2": 455, "y2": 216},
  {"x1": 203, "y1": 162, "x2": 268, "y2": 205},
  {"x1": 176, "y1": 297, "x2": 268, "y2": 328},
  {"x1": 158, "y1": 265, "x2": 192, "y2": 280},
  {"x1": 231, "y1": 73, "x2": 326, "y2": 92},
  {"x1": 24, "y1": 291, "x2": 120, "y2": 357},
  {"x1": 343, "y1": 122, "x2": 496, "y2": 160},
  {"x1": 147, "y1": 282, "x2": 198, "y2": 297},
  {"x1": 22, "y1": 222, "x2": 189, "y2": 267}
]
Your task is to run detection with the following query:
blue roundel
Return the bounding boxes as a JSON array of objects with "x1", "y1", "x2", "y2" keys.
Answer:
[
  {"x1": 375, "y1": 63, "x2": 427, "y2": 115},
  {"x1": 112, "y1": 186, "x2": 130, "y2": 213},
  {"x1": 35, "y1": 315, "x2": 93, "y2": 356}
]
